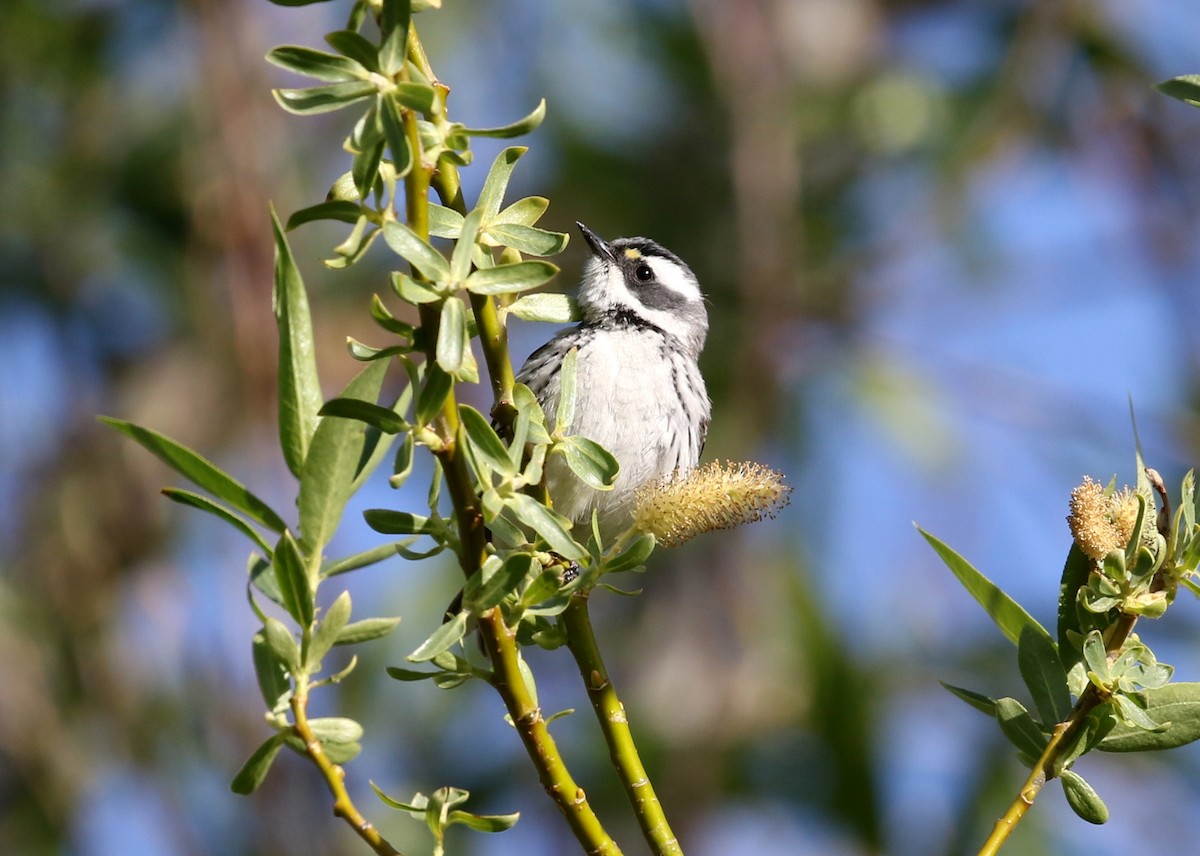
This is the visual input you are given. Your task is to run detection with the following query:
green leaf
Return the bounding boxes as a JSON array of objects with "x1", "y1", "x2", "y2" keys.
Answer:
[
  {"x1": 392, "y1": 82, "x2": 438, "y2": 115},
  {"x1": 249, "y1": 554, "x2": 284, "y2": 607},
  {"x1": 493, "y1": 196, "x2": 549, "y2": 227},
  {"x1": 428, "y1": 203, "x2": 465, "y2": 239},
  {"x1": 351, "y1": 139, "x2": 385, "y2": 202},
  {"x1": 555, "y1": 348, "x2": 577, "y2": 431},
  {"x1": 467, "y1": 553, "x2": 534, "y2": 612},
  {"x1": 415, "y1": 364, "x2": 453, "y2": 426},
  {"x1": 274, "y1": 81, "x2": 375, "y2": 114},
  {"x1": 994, "y1": 697, "x2": 1048, "y2": 758},
  {"x1": 604, "y1": 533, "x2": 656, "y2": 574},
  {"x1": 286, "y1": 200, "x2": 363, "y2": 230},
  {"x1": 273, "y1": 531, "x2": 314, "y2": 627},
  {"x1": 100, "y1": 417, "x2": 287, "y2": 533},
  {"x1": 447, "y1": 809, "x2": 520, "y2": 833},
  {"x1": 502, "y1": 293, "x2": 578, "y2": 325},
  {"x1": 307, "y1": 590, "x2": 351, "y2": 673},
  {"x1": 919, "y1": 527, "x2": 1051, "y2": 648},
  {"x1": 940, "y1": 682, "x2": 999, "y2": 716},
  {"x1": 459, "y1": 405, "x2": 516, "y2": 477},
  {"x1": 465, "y1": 261, "x2": 558, "y2": 295},
  {"x1": 266, "y1": 45, "x2": 367, "y2": 82},
  {"x1": 476, "y1": 147, "x2": 527, "y2": 220},
  {"x1": 322, "y1": 541, "x2": 405, "y2": 577},
  {"x1": 378, "y1": 0, "x2": 411, "y2": 75},
  {"x1": 1157, "y1": 75, "x2": 1200, "y2": 108},
  {"x1": 1060, "y1": 770, "x2": 1109, "y2": 824},
  {"x1": 363, "y1": 509, "x2": 439, "y2": 535},
  {"x1": 252, "y1": 632, "x2": 292, "y2": 711},
  {"x1": 391, "y1": 271, "x2": 442, "y2": 304},
  {"x1": 298, "y1": 359, "x2": 390, "y2": 555},
  {"x1": 558, "y1": 435, "x2": 618, "y2": 491},
  {"x1": 409, "y1": 611, "x2": 469, "y2": 662},
  {"x1": 1056, "y1": 542, "x2": 1092, "y2": 670},
  {"x1": 319, "y1": 397, "x2": 409, "y2": 434},
  {"x1": 504, "y1": 493, "x2": 586, "y2": 561},
  {"x1": 1018, "y1": 624, "x2": 1072, "y2": 726},
  {"x1": 308, "y1": 716, "x2": 364, "y2": 745},
  {"x1": 436, "y1": 296, "x2": 468, "y2": 374},
  {"x1": 463, "y1": 99, "x2": 546, "y2": 138},
  {"x1": 161, "y1": 489, "x2": 273, "y2": 554},
  {"x1": 270, "y1": 208, "x2": 323, "y2": 477},
  {"x1": 450, "y1": 209, "x2": 483, "y2": 283},
  {"x1": 378, "y1": 95, "x2": 411, "y2": 179},
  {"x1": 1099, "y1": 683, "x2": 1200, "y2": 751},
  {"x1": 263, "y1": 616, "x2": 301, "y2": 673},
  {"x1": 486, "y1": 224, "x2": 568, "y2": 257},
  {"x1": 336, "y1": 616, "x2": 402, "y2": 646},
  {"x1": 230, "y1": 733, "x2": 285, "y2": 795},
  {"x1": 324, "y1": 30, "x2": 379, "y2": 72},
  {"x1": 382, "y1": 221, "x2": 450, "y2": 281}
]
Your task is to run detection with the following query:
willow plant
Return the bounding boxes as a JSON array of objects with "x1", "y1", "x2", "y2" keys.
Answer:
[{"x1": 102, "y1": 1, "x2": 788, "y2": 854}]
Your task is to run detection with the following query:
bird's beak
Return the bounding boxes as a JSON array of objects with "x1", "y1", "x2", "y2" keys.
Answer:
[{"x1": 576, "y1": 222, "x2": 615, "y2": 262}]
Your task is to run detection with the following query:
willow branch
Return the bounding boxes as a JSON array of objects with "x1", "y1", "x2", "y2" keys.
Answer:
[
  {"x1": 291, "y1": 684, "x2": 402, "y2": 856},
  {"x1": 563, "y1": 595, "x2": 682, "y2": 856}
]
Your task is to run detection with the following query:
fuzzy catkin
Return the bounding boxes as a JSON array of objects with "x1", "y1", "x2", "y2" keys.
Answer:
[{"x1": 632, "y1": 460, "x2": 791, "y2": 548}]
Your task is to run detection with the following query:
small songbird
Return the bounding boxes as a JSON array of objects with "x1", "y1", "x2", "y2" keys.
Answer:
[{"x1": 515, "y1": 222, "x2": 711, "y2": 541}]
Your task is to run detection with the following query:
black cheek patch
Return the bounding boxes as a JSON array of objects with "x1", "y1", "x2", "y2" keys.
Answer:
[{"x1": 633, "y1": 283, "x2": 689, "y2": 313}]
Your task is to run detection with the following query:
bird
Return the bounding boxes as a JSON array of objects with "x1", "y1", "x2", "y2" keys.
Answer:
[{"x1": 515, "y1": 222, "x2": 711, "y2": 543}]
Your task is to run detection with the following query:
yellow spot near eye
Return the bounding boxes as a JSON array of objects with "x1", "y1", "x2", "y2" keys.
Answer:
[{"x1": 623, "y1": 248, "x2": 642, "y2": 260}]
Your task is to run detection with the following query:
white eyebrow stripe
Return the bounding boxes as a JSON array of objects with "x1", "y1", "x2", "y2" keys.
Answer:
[{"x1": 645, "y1": 257, "x2": 701, "y2": 301}]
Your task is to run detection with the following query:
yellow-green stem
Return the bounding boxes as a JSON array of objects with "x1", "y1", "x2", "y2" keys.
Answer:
[
  {"x1": 976, "y1": 612, "x2": 1139, "y2": 856},
  {"x1": 563, "y1": 595, "x2": 682, "y2": 856},
  {"x1": 291, "y1": 683, "x2": 403, "y2": 856}
]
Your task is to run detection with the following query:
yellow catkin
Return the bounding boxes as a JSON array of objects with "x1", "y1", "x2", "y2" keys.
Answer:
[
  {"x1": 631, "y1": 460, "x2": 791, "y2": 548},
  {"x1": 1067, "y1": 476, "x2": 1143, "y2": 562}
]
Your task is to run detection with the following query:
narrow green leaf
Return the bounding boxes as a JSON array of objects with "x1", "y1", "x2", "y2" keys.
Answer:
[
  {"x1": 391, "y1": 271, "x2": 442, "y2": 304},
  {"x1": 465, "y1": 261, "x2": 558, "y2": 295},
  {"x1": 476, "y1": 147, "x2": 527, "y2": 220},
  {"x1": 1056, "y1": 542, "x2": 1092, "y2": 670},
  {"x1": 230, "y1": 734, "x2": 285, "y2": 795},
  {"x1": 994, "y1": 697, "x2": 1049, "y2": 758},
  {"x1": 558, "y1": 435, "x2": 618, "y2": 491},
  {"x1": 273, "y1": 81, "x2": 375, "y2": 114},
  {"x1": 459, "y1": 405, "x2": 516, "y2": 477},
  {"x1": 409, "y1": 611, "x2": 469, "y2": 662},
  {"x1": 252, "y1": 632, "x2": 292, "y2": 711},
  {"x1": 161, "y1": 489, "x2": 273, "y2": 554},
  {"x1": 1099, "y1": 682, "x2": 1200, "y2": 751},
  {"x1": 493, "y1": 196, "x2": 549, "y2": 226},
  {"x1": 504, "y1": 493, "x2": 586, "y2": 561},
  {"x1": 322, "y1": 541, "x2": 404, "y2": 577},
  {"x1": 273, "y1": 531, "x2": 314, "y2": 626},
  {"x1": 392, "y1": 82, "x2": 437, "y2": 115},
  {"x1": 555, "y1": 348, "x2": 577, "y2": 431},
  {"x1": 486, "y1": 224, "x2": 568, "y2": 257},
  {"x1": 447, "y1": 810, "x2": 520, "y2": 833},
  {"x1": 468, "y1": 553, "x2": 535, "y2": 612},
  {"x1": 270, "y1": 208, "x2": 323, "y2": 477},
  {"x1": 371, "y1": 781, "x2": 425, "y2": 813},
  {"x1": 351, "y1": 139, "x2": 385, "y2": 202},
  {"x1": 307, "y1": 590, "x2": 352, "y2": 673},
  {"x1": 450, "y1": 209, "x2": 483, "y2": 283},
  {"x1": 308, "y1": 717, "x2": 364, "y2": 745},
  {"x1": 324, "y1": 30, "x2": 379, "y2": 71},
  {"x1": 336, "y1": 616, "x2": 402, "y2": 646},
  {"x1": 266, "y1": 45, "x2": 367, "y2": 82},
  {"x1": 1060, "y1": 770, "x2": 1109, "y2": 824},
  {"x1": 940, "y1": 681, "x2": 999, "y2": 716},
  {"x1": 248, "y1": 554, "x2": 284, "y2": 607},
  {"x1": 363, "y1": 509, "x2": 438, "y2": 535},
  {"x1": 263, "y1": 616, "x2": 301, "y2": 673},
  {"x1": 463, "y1": 99, "x2": 546, "y2": 138},
  {"x1": 436, "y1": 296, "x2": 468, "y2": 374},
  {"x1": 415, "y1": 364, "x2": 453, "y2": 426},
  {"x1": 604, "y1": 533, "x2": 655, "y2": 574},
  {"x1": 1018, "y1": 624, "x2": 1072, "y2": 725},
  {"x1": 378, "y1": 0, "x2": 411, "y2": 75},
  {"x1": 298, "y1": 359, "x2": 389, "y2": 555},
  {"x1": 919, "y1": 527, "x2": 1051, "y2": 648},
  {"x1": 382, "y1": 222, "x2": 450, "y2": 282},
  {"x1": 286, "y1": 200, "x2": 363, "y2": 230},
  {"x1": 502, "y1": 293, "x2": 578, "y2": 325},
  {"x1": 1157, "y1": 75, "x2": 1200, "y2": 108},
  {"x1": 428, "y1": 203, "x2": 465, "y2": 239},
  {"x1": 101, "y1": 417, "x2": 287, "y2": 533},
  {"x1": 319, "y1": 398, "x2": 408, "y2": 434},
  {"x1": 378, "y1": 95, "x2": 411, "y2": 180}
]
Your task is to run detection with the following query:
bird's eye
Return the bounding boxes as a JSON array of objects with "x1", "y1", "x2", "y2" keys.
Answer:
[{"x1": 634, "y1": 264, "x2": 653, "y2": 282}]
